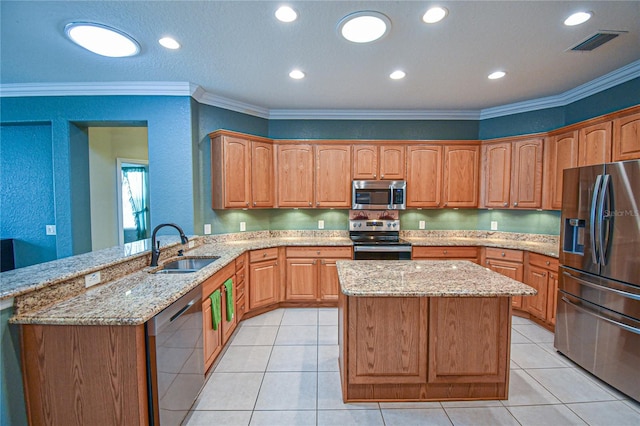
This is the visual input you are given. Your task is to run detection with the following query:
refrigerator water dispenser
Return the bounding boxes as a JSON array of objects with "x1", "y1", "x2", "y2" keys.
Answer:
[{"x1": 563, "y1": 218, "x2": 585, "y2": 254}]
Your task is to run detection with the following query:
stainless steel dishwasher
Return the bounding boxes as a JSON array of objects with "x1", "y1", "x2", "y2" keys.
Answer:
[{"x1": 146, "y1": 286, "x2": 203, "y2": 425}]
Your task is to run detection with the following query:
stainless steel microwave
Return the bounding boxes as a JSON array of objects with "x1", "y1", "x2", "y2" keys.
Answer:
[{"x1": 352, "y1": 180, "x2": 406, "y2": 210}]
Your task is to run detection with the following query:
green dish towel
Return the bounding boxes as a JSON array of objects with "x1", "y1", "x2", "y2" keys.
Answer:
[
  {"x1": 209, "y1": 289, "x2": 221, "y2": 331},
  {"x1": 223, "y1": 278, "x2": 234, "y2": 321}
]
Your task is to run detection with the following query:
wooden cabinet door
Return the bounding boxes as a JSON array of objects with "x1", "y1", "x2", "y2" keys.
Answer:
[
  {"x1": 223, "y1": 136, "x2": 251, "y2": 208},
  {"x1": 352, "y1": 145, "x2": 377, "y2": 180},
  {"x1": 249, "y1": 259, "x2": 279, "y2": 309},
  {"x1": 251, "y1": 141, "x2": 274, "y2": 207},
  {"x1": 203, "y1": 297, "x2": 223, "y2": 371},
  {"x1": 547, "y1": 271, "x2": 559, "y2": 326},
  {"x1": 481, "y1": 142, "x2": 511, "y2": 208},
  {"x1": 276, "y1": 144, "x2": 314, "y2": 207},
  {"x1": 406, "y1": 145, "x2": 443, "y2": 207},
  {"x1": 319, "y1": 258, "x2": 340, "y2": 301},
  {"x1": 613, "y1": 111, "x2": 640, "y2": 161},
  {"x1": 285, "y1": 258, "x2": 317, "y2": 301},
  {"x1": 221, "y1": 281, "x2": 237, "y2": 344},
  {"x1": 379, "y1": 145, "x2": 405, "y2": 180},
  {"x1": 315, "y1": 145, "x2": 351, "y2": 208},
  {"x1": 546, "y1": 131, "x2": 578, "y2": 210},
  {"x1": 443, "y1": 145, "x2": 479, "y2": 208},
  {"x1": 524, "y1": 264, "x2": 549, "y2": 320},
  {"x1": 486, "y1": 259, "x2": 524, "y2": 308},
  {"x1": 510, "y1": 138, "x2": 543, "y2": 209},
  {"x1": 578, "y1": 121, "x2": 612, "y2": 166}
]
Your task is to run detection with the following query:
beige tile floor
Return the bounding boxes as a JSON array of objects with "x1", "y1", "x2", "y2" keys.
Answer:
[{"x1": 184, "y1": 308, "x2": 640, "y2": 425}]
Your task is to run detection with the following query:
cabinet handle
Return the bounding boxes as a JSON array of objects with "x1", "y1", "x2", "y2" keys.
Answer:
[
  {"x1": 513, "y1": 202, "x2": 518, "y2": 207},
  {"x1": 313, "y1": 260, "x2": 317, "y2": 265},
  {"x1": 542, "y1": 272, "x2": 547, "y2": 277},
  {"x1": 321, "y1": 260, "x2": 326, "y2": 265},
  {"x1": 316, "y1": 250, "x2": 321, "y2": 255},
  {"x1": 501, "y1": 252, "x2": 506, "y2": 257},
  {"x1": 503, "y1": 202, "x2": 508, "y2": 207},
  {"x1": 546, "y1": 261, "x2": 550, "y2": 265},
  {"x1": 444, "y1": 202, "x2": 448, "y2": 207},
  {"x1": 443, "y1": 250, "x2": 448, "y2": 254},
  {"x1": 308, "y1": 202, "x2": 312, "y2": 206},
  {"x1": 246, "y1": 202, "x2": 250, "y2": 206},
  {"x1": 263, "y1": 253, "x2": 267, "y2": 257},
  {"x1": 373, "y1": 174, "x2": 377, "y2": 178},
  {"x1": 381, "y1": 174, "x2": 384, "y2": 178},
  {"x1": 275, "y1": 261, "x2": 278, "y2": 266},
  {"x1": 253, "y1": 202, "x2": 256, "y2": 206},
  {"x1": 486, "y1": 260, "x2": 490, "y2": 265},
  {"x1": 316, "y1": 202, "x2": 320, "y2": 206}
]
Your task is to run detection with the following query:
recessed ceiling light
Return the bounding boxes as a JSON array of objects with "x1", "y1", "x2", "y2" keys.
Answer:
[
  {"x1": 564, "y1": 11, "x2": 592, "y2": 26},
  {"x1": 275, "y1": 6, "x2": 298, "y2": 22},
  {"x1": 64, "y1": 22, "x2": 139, "y2": 57},
  {"x1": 289, "y1": 69, "x2": 305, "y2": 79},
  {"x1": 390, "y1": 70, "x2": 406, "y2": 80},
  {"x1": 488, "y1": 71, "x2": 506, "y2": 80},
  {"x1": 422, "y1": 7, "x2": 448, "y2": 24},
  {"x1": 158, "y1": 37, "x2": 180, "y2": 50},
  {"x1": 338, "y1": 11, "x2": 391, "y2": 43}
]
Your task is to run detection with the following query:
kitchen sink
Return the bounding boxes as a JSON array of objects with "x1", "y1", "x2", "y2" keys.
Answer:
[{"x1": 153, "y1": 256, "x2": 220, "y2": 274}]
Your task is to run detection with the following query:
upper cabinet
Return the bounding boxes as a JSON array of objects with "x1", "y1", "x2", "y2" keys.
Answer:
[
  {"x1": 353, "y1": 144, "x2": 405, "y2": 180},
  {"x1": 315, "y1": 145, "x2": 351, "y2": 208},
  {"x1": 406, "y1": 145, "x2": 443, "y2": 207},
  {"x1": 481, "y1": 138, "x2": 543, "y2": 209},
  {"x1": 276, "y1": 144, "x2": 314, "y2": 208},
  {"x1": 544, "y1": 131, "x2": 578, "y2": 210},
  {"x1": 443, "y1": 145, "x2": 480, "y2": 208},
  {"x1": 578, "y1": 121, "x2": 612, "y2": 166},
  {"x1": 211, "y1": 133, "x2": 274, "y2": 209},
  {"x1": 613, "y1": 111, "x2": 640, "y2": 161}
]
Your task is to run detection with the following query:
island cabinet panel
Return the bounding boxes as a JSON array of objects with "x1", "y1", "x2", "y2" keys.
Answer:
[
  {"x1": 347, "y1": 296, "x2": 428, "y2": 384},
  {"x1": 276, "y1": 144, "x2": 314, "y2": 207},
  {"x1": 428, "y1": 297, "x2": 510, "y2": 384},
  {"x1": 443, "y1": 145, "x2": 479, "y2": 208},
  {"x1": 315, "y1": 145, "x2": 351, "y2": 207},
  {"x1": 578, "y1": 121, "x2": 612, "y2": 166},
  {"x1": 544, "y1": 131, "x2": 578, "y2": 210},
  {"x1": 613, "y1": 111, "x2": 640, "y2": 161},
  {"x1": 481, "y1": 142, "x2": 511, "y2": 208},
  {"x1": 21, "y1": 324, "x2": 148, "y2": 425},
  {"x1": 406, "y1": 145, "x2": 443, "y2": 207},
  {"x1": 249, "y1": 248, "x2": 280, "y2": 310}
]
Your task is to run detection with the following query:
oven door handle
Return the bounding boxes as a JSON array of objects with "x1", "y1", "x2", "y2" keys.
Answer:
[
  {"x1": 560, "y1": 295, "x2": 640, "y2": 336},
  {"x1": 353, "y1": 245, "x2": 412, "y2": 253}
]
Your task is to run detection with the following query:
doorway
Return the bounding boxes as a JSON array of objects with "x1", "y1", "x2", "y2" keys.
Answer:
[{"x1": 117, "y1": 160, "x2": 150, "y2": 244}]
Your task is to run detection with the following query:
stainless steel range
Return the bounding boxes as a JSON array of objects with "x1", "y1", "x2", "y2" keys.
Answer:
[{"x1": 349, "y1": 210, "x2": 412, "y2": 260}]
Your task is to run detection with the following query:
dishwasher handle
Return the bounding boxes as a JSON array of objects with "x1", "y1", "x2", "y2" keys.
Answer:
[{"x1": 147, "y1": 286, "x2": 202, "y2": 336}]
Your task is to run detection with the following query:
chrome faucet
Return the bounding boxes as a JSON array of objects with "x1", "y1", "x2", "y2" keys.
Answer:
[{"x1": 150, "y1": 223, "x2": 189, "y2": 267}]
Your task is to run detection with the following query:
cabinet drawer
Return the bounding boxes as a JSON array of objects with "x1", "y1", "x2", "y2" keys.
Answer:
[
  {"x1": 528, "y1": 252, "x2": 559, "y2": 271},
  {"x1": 236, "y1": 281, "x2": 245, "y2": 300},
  {"x1": 286, "y1": 246, "x2": 352, "y2": 258},
  {"x1": 485, "y1": 247, "x2": 523, "y2": 262},
  {"x1": 236, "y1": 295, "x2": 246, "y2": 319},
  {"x1": 236, "y1": 266, "x2": 246, "y2": 284},
  {"x1": 250, "y1": 247, "x2": 279, "y2": 263},
  {"x1": 412, "y1": 246, "x2": 478, "y2": 259},
  {"x1": 235, "y1": 253, "x2": 247, "y2": 271},
  {"x1": 202, "y1": 262, "x2": 236, "y2": 299}
]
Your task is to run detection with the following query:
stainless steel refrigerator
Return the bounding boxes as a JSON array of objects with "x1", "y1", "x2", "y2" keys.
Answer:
[{"x1": 556, "y1": 159, "x2": 640, "y2": 401}]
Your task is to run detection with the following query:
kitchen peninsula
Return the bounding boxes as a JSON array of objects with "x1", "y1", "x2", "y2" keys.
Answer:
[{"x1": 336, "y1": 260, "x2": 535, "y2": 402}]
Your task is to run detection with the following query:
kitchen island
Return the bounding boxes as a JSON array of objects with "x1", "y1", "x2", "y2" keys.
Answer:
[{"x1": 336, "y1": 260, "x2": 535, "y2": 402}]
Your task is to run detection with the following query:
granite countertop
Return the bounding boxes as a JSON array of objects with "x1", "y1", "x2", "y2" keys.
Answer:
[{"x1": 337, "y1": 260, "x2": 537, "y2": 297}]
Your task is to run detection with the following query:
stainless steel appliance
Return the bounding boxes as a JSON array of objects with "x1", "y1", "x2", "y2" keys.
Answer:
[
  {"x1": 146, "y1": 286, "x2": 204, "y2": 425},
  {"x1": 352, "y1": 180, "x2": 406, "y2": 210},
  {"x1": 556, "y1": 159, "x2": 640, "y2": 402},
  {"x1": 349, "y1": 210, "x2": 412, "y2": 260}
]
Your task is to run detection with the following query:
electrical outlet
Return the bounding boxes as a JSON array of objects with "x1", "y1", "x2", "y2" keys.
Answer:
[
  {"x1": 85, "y1": 271, "x2": 101, "y2": 288},
  {"x1": 45, "y1": 225, "x2": 56, "y2": 235},
  {"x1": 419, "y1": 220, "x2": 426, "y2": 230},
  {"x1": 188, "y1": 241, "x2": 195, "y2": 249},
  {"x1": 491, "y1": 221, "x2": 498, "y2": 231},
  {"x1": 240, "y1": 221, "x2": 246, "y2": 232},
  {"x1": 204, "y1": 223, "x2": 212, "y2": 235},
  {"x1": 318, "y1": 220, "x2": 325, "y2": 229}
]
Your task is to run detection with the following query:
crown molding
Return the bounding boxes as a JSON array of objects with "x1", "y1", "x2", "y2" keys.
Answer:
[{"x1": 1, "y1": 59, "x2": 638, "y2": 120}]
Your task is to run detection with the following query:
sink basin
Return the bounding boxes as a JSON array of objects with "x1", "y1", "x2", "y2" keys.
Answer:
[{"x1": 153, "y1": 256, "x2": 220, "y2": 274}]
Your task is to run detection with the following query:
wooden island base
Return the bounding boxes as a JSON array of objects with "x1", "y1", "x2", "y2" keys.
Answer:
[{"x1": 338, "y1": 293, "x2": 511, "y2": 402}]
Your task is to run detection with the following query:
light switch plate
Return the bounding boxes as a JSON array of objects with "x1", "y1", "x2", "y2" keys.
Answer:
[
  {"x1": 85, "y1": 271, "x2": 101, "y2": 288},
  {"x1": 491, "y1": 221, "x2": 498, "y2": 231},
  {"x1": 204, "y1": 224, "x2": 212, "y2": 235},
  {"x1": 45, "y1": 225, "x2": 56, "y2": 235},
  {"x1": 318, "y1": 220, "x2": 325, "y2": 229},
  {"x1": 240, "y1": 222, "x2": 246, "y2": 232},
  {"x1": 419, "y1": 220, "x2": 426, "y2": 230}
]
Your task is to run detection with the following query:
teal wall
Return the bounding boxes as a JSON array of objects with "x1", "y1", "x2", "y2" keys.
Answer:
[{"x1": 1, "y1": 306, "x2": 27, "y2": 426}]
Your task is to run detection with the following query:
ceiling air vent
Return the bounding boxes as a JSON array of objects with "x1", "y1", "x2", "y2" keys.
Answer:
[{"x1": 569, "y1": 31, "x2": 624, "y2": 51}]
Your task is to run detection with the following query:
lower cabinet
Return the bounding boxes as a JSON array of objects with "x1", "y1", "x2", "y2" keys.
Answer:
[
  {"x1": 483, "y1": 247, "x2": 524, "y2": 308},
  {"x1": 235, "y1": 253, "x2": 248, "y2": 321},
  {"x1": 412, "y1": 246, "x2": 480, "y2": 263},
  {"x1": 524, "y1": 252, "x2": 559, "y2": 325},
  {"x1": 249, "y1": 248, "x2": 280, "y2": 310},
  {"x1": 285, "y1": 247, "x2": 352, "y2": 302}
]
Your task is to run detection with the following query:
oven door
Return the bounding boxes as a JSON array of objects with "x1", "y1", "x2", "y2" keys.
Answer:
[{"x1": 353, "y1": 245, "x2": 412, "y2": 260}]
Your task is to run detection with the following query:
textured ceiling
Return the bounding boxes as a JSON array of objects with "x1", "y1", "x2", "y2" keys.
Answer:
[{"x1": 1, "y1": 1, "x2": 639, "y2": 112}]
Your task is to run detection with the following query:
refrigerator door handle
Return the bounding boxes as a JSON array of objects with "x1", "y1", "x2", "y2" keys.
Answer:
[
  {"x1": 561, "y1": 296, "x2": 640, "y2": 336},
  {"x1": 590, "y1": 174, "x2": 603, "y2": 265},
  {"x1": 562, "y1": 271, "x2": 640, "y2": 301},
  {"x1": 598, "y1": 174, "x2": 612, "y2": 266}
]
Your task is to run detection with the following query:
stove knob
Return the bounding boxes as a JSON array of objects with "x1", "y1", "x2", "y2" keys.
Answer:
[{"x1": 392, "y1": 223, "x2": 397, "y2": 227}]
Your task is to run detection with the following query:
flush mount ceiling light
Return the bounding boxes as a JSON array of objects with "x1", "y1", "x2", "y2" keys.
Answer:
[
  {"x1": 564, "y1": 11, "x2": 592, "y2": 26},
  {"x1": 488, "y1": 71, "x2": 506, "y2": 80},
  {"x1": 158, "y1": 37, "x2": 180, "y2": 50},
  {"x1": 64, "y1": 22, "x2": 139, "y2": 57},
  {"x1": 338, "y1": 11, "x2": 391, "y2": 43},
  {"x1": 389, "y1": 70, "x2": 406, "y2": 80},
  {"x1": 422, "y1": 7, "x2": 448, "y2": 24},
  {"x1": 275, "y1": 6, "x2": 298, "y2": 22},
  {"x1": 289, "y1": 69, "x2": 305, "y2": 79}
]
